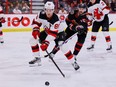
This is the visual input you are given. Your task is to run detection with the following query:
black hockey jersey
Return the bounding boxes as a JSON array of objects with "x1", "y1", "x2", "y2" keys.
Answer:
[{"x1": 66, "y1": 10, "x2": 88, "y2": 31}]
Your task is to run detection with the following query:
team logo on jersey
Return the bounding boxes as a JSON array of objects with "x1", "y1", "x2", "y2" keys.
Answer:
[
  {"x1": 60, "y1": 15, "x2": 65, "y2": 21},
  {"x1": 54, "y1": 24, "x2": 59, "y2": 29}
]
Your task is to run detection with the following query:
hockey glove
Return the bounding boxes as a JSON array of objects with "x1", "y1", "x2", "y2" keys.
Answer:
[
  {"x1": 32, "y1": 29, "x2": 40, "y2": 39},
  {"x1": 44, "y1": 26, "x2": 50, "y2": 34},
  {"x1": 70, "y1": 24, "x2": 85, "y2": 34},
  {"x1": 75, "y1": 25, "x2": 85, "y2": 35},
  {"x1": 40, "y1": 40, "x2": 50, "y2": 51}
]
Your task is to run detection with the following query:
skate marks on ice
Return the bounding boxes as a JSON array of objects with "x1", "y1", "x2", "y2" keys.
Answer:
[{"x1": 0, "y1": 32, "x2": 116, "y2": 87}]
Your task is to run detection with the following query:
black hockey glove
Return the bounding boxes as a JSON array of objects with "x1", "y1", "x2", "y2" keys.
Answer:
[
  {"x1": 75, "y1": 25, "x2": 85, "y2": 35},
  {"x1": 70, "y1": 24, "x2": 85, "y2": 35}
]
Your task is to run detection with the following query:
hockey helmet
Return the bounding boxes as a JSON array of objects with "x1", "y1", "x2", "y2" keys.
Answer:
[
  {"x1": 78, "y1": 3, "x2": 87, "y2": 13},
  {"x1": 78, "y1": 3, "x2": 87, "y2": 9},
  {"x1": 90, "y1": 0, "x2": 100, "y2": 4},
  {"x1": 44, "y1": 1, "x2": 55, "y2": 10}
]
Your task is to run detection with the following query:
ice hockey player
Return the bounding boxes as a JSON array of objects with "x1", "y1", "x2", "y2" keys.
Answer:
[
  {"x1": 86, "y1": 0, "x2": 112, "y2": 52},
  {"x1": 0, "y1": 5, "x2": 5, "y2": 44},
  {"x1": 45, "y1": 3, "x2": 88, "y2": 70},
  {"x1": 29, "y1": 1, "x2": 78, "y2": 70}
]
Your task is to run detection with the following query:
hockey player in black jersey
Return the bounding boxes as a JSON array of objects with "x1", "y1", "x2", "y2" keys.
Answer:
[
  {"x1": 65, "y1": 3, "x2": 88, "y2": 60},
  {"x1": 29, "y1": 1, "x2": 77, "y2": 69},
  {"x1": 45, "y1": 3, "x2": 88, "y2": 70}
]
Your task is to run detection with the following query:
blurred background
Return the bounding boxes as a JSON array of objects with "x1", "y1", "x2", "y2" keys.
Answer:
[{"x1": 0, "y1": 0, "x2": 116, "y2": 14}]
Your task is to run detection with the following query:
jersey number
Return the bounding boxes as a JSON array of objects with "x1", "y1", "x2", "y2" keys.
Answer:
[{"x1": 94, "y1": 8, "x2": 103, "y2": 20}]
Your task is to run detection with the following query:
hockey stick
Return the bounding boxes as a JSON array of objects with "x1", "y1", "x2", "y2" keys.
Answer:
[
  {"x1": 12, "y1": 16, "x2": 23, "y2": 22},
  {"x1": 109, "y1": 21, "x2": 113, "y2": 26},
  {"x1": 45, "y1": 50, "x2": 65, "y2": 78},
  {"x1": 59, "y1": 32, "x2": 78, "y2": 47},
  {"x1": 44, "y1": 32, "x2": 78, "y2": 58}
]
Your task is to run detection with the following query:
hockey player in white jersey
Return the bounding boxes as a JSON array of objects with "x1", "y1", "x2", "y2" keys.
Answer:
[
  {"x1": 87, "y1": 0, "x2": 112, "y2": 52},
  {"x1": 0, "y1": 5, "x2": 5, "y2": 44},
  {"x1": 29, "y1": 1, "x2": 78, "y2": 70}
]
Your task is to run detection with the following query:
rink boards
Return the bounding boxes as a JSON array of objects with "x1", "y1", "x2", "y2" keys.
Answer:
[{"x1": 2, "y1": 14, "x2": 116, "y2": 32}]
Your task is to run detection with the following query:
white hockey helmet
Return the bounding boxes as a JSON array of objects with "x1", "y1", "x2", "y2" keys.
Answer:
[{"x1": 44, "y1": 1, "x2": 55, "y2": 10}]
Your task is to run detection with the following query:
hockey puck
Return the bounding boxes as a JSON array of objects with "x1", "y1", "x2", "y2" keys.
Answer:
[{"x1": 45, "y1": 81, "x2": 50, "y2": 86}]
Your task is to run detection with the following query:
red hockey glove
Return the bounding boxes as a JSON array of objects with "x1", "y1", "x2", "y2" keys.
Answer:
[
  {"x1": 32, "y1": 29, "x2": 40, "y2": 39},
  {"x1": 40, "y1": 40, "x2": 50, "y2": 51},
  {"x1": 44, "y1": 26, "x2": 50, "y2": 34}
]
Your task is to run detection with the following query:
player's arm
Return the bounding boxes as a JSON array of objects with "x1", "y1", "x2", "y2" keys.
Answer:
[
  {"x1": 40, "y1": 21, "x2": 60, "y2": 51},
  {"x1": 70, "y1": 24, "x2": 87, "y2": 35},
  {"x1": 31, "y1": 13, "x2": 42, "y2": 39},
  {"x1": 86, "y1": 7, "x2": 94, "y2": 22},
  {"x1": 100, "y1": 0, "x2": 110, "y2": 15},
  {"x1": 65, "y1": 13, "x2": 78, "y2": 26}
]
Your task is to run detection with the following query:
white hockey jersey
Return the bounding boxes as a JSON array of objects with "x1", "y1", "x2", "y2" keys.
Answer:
[
  {"x1": 32, "y1": 10, "x2": 67, "y2": 41},
  {"x1": 87, "y1": 0, "x2": 110, "y2": 22},
  {"x1": 32, "y1": 11, "x2": 66, "y2": 33}
]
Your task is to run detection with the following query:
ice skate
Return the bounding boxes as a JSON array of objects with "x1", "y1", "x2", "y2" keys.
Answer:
[
  {"x1": 70, "y1": 57, "x2": 80, "y2": 71},
  {"x1": 29, "y1": 57, "x2": 41, "y2": 66},
  {"x1": 0, "y1": 37, "x2": 4, "y2": 44},
  {"x1": 0, "y1": 41, "x2": 4, "y2": 44},
  {"x1": 106, "y1": 45, "x2": 112, "y2": 53},
  {"x1": 73, "y1": 55, "x2": 77, "y2": 62},
  {"x1": 87, "y1": 44, "x2": 94, "y2": 51},
  {"x1": 72, "y1": 61, "x2": 80, "y2": 70}
]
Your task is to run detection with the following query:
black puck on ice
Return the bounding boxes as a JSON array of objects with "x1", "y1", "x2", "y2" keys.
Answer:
[{"x1": 45, "y1": 81, "x2": 50, "y2": 86}]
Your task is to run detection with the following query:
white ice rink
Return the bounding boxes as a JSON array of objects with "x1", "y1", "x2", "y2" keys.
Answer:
[{"x1": 0, "y1": 31, "x2": 116, "y2": 87}]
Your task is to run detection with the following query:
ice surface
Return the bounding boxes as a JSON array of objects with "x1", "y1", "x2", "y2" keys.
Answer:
[{"x1": 0, "y1": 32, "x2": 116, "y2": 87}]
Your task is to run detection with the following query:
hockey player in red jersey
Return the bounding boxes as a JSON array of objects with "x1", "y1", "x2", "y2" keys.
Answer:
[
  {"x1": 0, "y1": 5, "x2": 5, "y2": 44},
  {"x1": 87, "y1": 0, "x2": 112, "y2": 52},
  {"x1": 29, "y1": 1, "x2": 77, "y2": 70},
  {"x1": 45, "y1": 3, "x2": 88, "y2": 70}
]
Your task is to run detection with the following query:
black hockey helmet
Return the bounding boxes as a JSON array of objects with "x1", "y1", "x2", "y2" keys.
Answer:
[
  {"x1": 89, "y1": 0, "x2": 100, "y2": 5},
  {"x1": 78, "y1": 3, "x2": 87, "y2": 13},
  {"x1": 78, "y1": 3, "x2": 87, "y2": 9},
  {"x1": 95, "y1": 0, "x2": 100, "y2": 3}
]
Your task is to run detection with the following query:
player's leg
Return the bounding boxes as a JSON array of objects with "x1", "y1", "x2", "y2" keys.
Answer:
[
  {"x1": 102, "y1": 15, "x2": 112, "y2": 52},
  {"x1": 59, "y1": 40, "x2": 80, "y2": 70},
  {"x1": 0, "y1": 23, "x2": 4, "y2": 44},
  {"x1": 29, "y1": 37, "x2": 41, "y2": 65},
  {"x1": 46, "y1": 30, "x2": 80, "y2": 70},
  {"x1": 44, "y1": 29, "x2": 74, "y2": 58},
  {"x1": 87, "y1": 21, "x2": 101, "y2": 50},
  {"x1": 73, "y1": 33, "x2": 87, "y2": 60},
  {"x1": 60, "y1": 30, "x2": 80, "y2": 70},
  {"x1": 29, "y1": 31, "x2": 47, "y2": 65}
]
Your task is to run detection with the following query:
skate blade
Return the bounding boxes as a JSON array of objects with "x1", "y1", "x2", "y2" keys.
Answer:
[
  {"x1": 107, "y1": 50, "x2": 112, "y2": 53},
  {"x1": 29, "y1": 63, "x2": 42, "y2": 67},
  {"x1": 87, "y1": 49, "x2": 94, "y2": 52}
]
